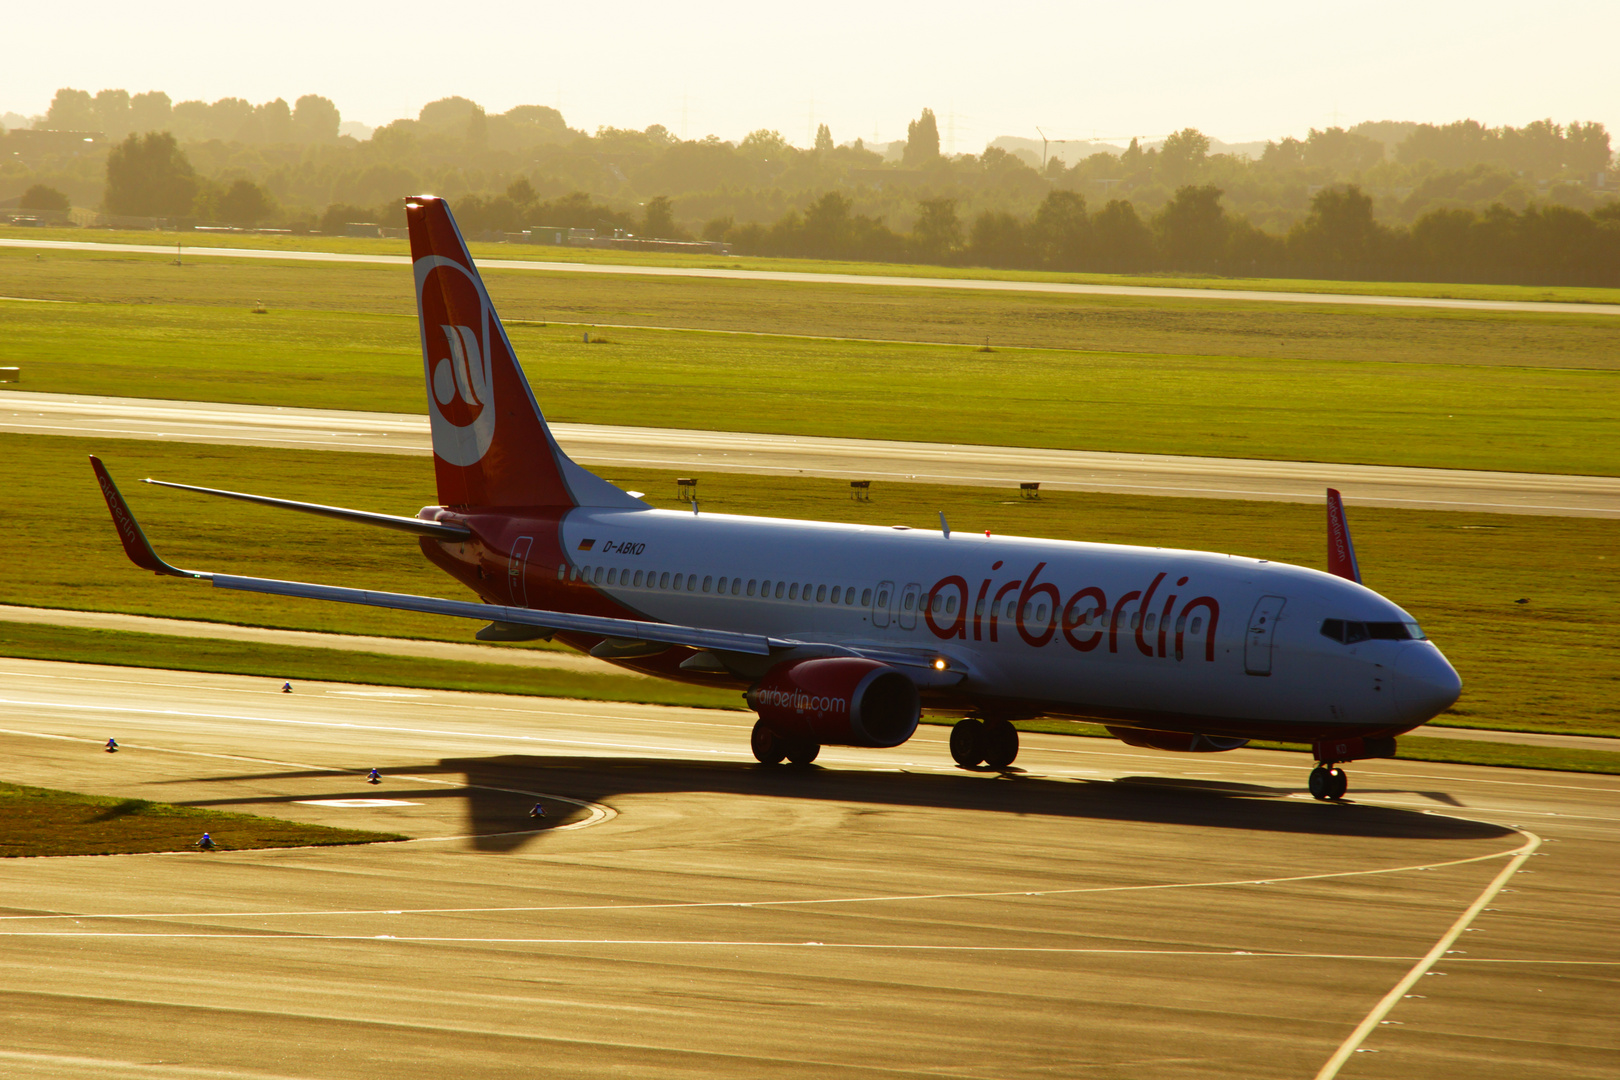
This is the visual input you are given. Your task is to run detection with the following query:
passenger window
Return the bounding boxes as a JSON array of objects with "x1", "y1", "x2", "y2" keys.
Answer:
[
  {"x1": 775, "y1": 582, "x2": 785, "y2": 599},
  {"x1": 1190, "y1": 617, "x2": 1203, "y2": 635},
  {"x1": 846, "y1": 589, "x2": 856, "y2": 606},
  {"x1": 594, "y1": 567, "x2": 604, "y2": 584},
  {"x1": 1036, "y1": 604, "x2": 1047, "y2": 622},
  {"x1": 1130, "y1": 611, "x2": 1140, "y2": 630},
  {"x1": 715, "y1": 576, "x2": 727, "y2": 594},
  {"x1": 660, "y1": 572, "x2": 671, "y2": 589},
  {"x1": 974, "y1": 598, "x2": 985, "y2": 617},
  {"x1": 703, "y1": 575, "x2": 714, "y2": 593},
  {"x1": 556, "y1": 565, "x2": 566, "y2": 580},
  {"x1": 816, "y1": 585, "x2": 827, "y2": 602},
  {"x1": 862, "y1": 588, "x2": 872, "y2": 606},
  {"x1": 633, "y1": 569, "x2": 643, "y2": 586},
  {"x1": 607, "y1": 568, "x2": 618, "y2": 585},
  {"x1": 569, "y1": 566, "x2": 580, "y2": 582},
  {"x1": 672, "y1": 573, "x2": 683, "y2": 590},
  {"x1": 749, "y1": 579, "x2": 759, "y2": 596},
  {"x1": 687, "y1": 575, "x2": 698, "y2": 592},
  {"x1": 731, "y1": 579, "x2": 742, "y2": 596},
  {"x1": 789, "y1": 583, "x2": 799, "y2": 599},
  {"x1": 831, "y1": 586, "x2": 841, "y2": 604},
  {"x1": 903, "y1": 593, "x2": 914, "y2": 610},
  {"x1": 1145, "y1": 613, "x2": 1155, "y2": 632},
  {"x1": 878, "y1": 590, "x2": 889, "y2": 607}
]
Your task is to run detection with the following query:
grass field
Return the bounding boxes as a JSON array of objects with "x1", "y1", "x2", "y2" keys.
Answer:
[
  {"x1": 6, "y1": 431, "x2": 1616, "y2": 740},
  {"x1": 7, "y1": 224, "x2": 1620, "y2": 306},
  {"x1": 3, "y1": 247, "x2": 1618, "y2": 475},
  {"x1": 0, "y1": 779, "x2": 404, "y2": 857}
]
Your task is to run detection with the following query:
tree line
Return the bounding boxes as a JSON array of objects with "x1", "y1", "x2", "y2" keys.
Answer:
[
  {"x1": 710, "y1": 185, "x2": 1620, "y2": 286},
  {"x1": 5, "y1": 89, "x2": 1618, "y2": 285}
]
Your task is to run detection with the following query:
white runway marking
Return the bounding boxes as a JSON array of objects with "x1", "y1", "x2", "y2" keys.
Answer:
[
  {"x1": 294, "y1": 798, "x2": 420, "y2": 807},
  {"x1": 1313, "y1": 829, "x2": 1543, "y2": 1079},
  {"x1": 0, "y1": 836, "x2": 1529, "y2": 923}
]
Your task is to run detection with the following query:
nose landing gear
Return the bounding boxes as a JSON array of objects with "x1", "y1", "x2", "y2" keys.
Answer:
[{"x1": 1309, "y1": 763, "x2": 1349, "y2": 801}]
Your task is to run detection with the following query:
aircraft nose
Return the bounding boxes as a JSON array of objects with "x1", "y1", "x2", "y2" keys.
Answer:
[{"x1": 1393, "y1": 644, "x2": 1462, "y2": 724}]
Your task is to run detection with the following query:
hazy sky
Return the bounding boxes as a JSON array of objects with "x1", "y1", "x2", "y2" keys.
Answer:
[{"x1": 8, "y1": 0, "x2": 1617, "y2": 151}]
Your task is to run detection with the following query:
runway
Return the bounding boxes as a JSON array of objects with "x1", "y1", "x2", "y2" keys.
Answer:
[
  {"x1": 2, "y1": 657, "x2": 1616, "y2": 1079},
  {"x1": 7, "y1": 236, "x2": 1620, "y2": 316},
  {"x1": 9, "y1": 390, "x2": 1619, "y2": 517}
]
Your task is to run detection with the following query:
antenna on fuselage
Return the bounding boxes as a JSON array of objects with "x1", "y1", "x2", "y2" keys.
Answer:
[{"x1": 939, "y1": 511, "x2": 950, "y2": 538}]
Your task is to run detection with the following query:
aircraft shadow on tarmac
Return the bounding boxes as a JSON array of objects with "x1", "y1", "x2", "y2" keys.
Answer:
[{"x1": 180, "y1": 755, "x2": 1512, "y2": 852}]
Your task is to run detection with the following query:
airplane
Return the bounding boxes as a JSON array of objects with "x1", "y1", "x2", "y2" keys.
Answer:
[{"x1": 90, "y1": 195, "x2": 1462, "y2": 802}]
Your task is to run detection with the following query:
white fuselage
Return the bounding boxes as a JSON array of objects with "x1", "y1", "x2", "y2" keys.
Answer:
[{"x1": 552, "y1": 507, "x2": 1460, "y2": 740}]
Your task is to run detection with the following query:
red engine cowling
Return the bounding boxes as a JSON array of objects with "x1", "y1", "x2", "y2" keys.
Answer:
[
  {"x1": 747, "y1": 658, "x2": 920, "y2": 748},
  {"x1": 1107, "y1": 727, "x2": 1249, "y2": 753}
]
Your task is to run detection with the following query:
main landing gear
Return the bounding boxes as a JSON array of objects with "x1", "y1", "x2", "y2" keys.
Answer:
[
  {"x1": 949, "y1": 717, "x2": 1020, "y2": 770},
  {"x1": 751, "y1": 720, "x2": 820, "y2": 766},
  {"x1": 1309, "y1": 763, "x2": 1349, "y2": 801}
]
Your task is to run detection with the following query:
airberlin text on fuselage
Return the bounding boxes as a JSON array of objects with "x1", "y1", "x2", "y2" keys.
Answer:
[{"x1": 924, "y1": 561, "x2": 1221, "y2": 662}]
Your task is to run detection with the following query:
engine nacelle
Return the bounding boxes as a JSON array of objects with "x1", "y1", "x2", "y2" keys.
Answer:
[
  {"x1": 1107, "y1": 727, "x2": 1250, "y2": 753},
  {"x1": 747, "y1": 658, "x2": 920, "y2": 748}
]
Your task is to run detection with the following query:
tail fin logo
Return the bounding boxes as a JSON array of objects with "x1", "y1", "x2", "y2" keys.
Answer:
[{"x1": 416, "y1": 255, "x2": 496, "y2": 466}]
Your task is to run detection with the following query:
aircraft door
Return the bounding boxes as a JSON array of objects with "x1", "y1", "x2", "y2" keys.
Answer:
[
  {"x1": 898, "y1": 583, "x2": 922, "y2": 630},
  {"x1": 508, "y1": 535, "x2": 533, "y2": 607},
  {"x1": 872, "y1": 580, "x2": 895, "y2": 628},
  {"x1": 1244, "y1": 595, "x2": 1287, "y2": 676}
]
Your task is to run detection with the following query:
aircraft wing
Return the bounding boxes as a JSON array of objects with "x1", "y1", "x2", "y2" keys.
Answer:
[
  {"x1": 90, "y1": 456, "x2": 972, "y2": 683},
  {"x1": 92, "y1": 455, "x2": 777, "y2": 657}
]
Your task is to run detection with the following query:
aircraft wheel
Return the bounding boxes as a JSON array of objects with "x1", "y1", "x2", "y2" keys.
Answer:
[
  {"x1": 950, "y1": 718, "x2": 985, "y2": 768},
  {"x1": 1327, "y1": 767, "x2": 1349, "y2": 800},
  {"x1": 785, "y1": 739, "x2": 821, "y2": 766},
  {"x1": 751, "y1": 720, "x2": 785, "y2": 765},
  {"x1": 1309, "y1": 766, "x2": 1331, "y2": 800},
  {"x1": 982, "y1": 718, "x2": 1020, "y2": 769}
]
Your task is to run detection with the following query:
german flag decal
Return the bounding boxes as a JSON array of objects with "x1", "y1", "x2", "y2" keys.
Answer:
[{"x1": 577, "y1": 538, "x2": 596, "y2": 551}]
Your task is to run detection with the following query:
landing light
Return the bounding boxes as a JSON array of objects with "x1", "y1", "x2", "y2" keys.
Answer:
[{"x1": 933, "y1": 659, "x2": 947, "y2": 671}]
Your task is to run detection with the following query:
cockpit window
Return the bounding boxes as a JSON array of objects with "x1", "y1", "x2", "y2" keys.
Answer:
[{"x1": 1321, "y1": 618, "x2": 1427, "y2": 644}]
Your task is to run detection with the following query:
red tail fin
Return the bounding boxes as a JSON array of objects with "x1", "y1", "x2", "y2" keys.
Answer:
[
  {"x1": 406, "y1": 197, "x2": 640, "y2": 511},
  {"x1": 1325, "y1": 488, "x2": 1362, "y2": 584}
]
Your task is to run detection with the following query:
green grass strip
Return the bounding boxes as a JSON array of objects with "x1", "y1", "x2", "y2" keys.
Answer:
[
  {"x1": 0, "y1": 779, "x2": 404, "y2": 857},
  {"x1": 917, "y1": 718, "x2": 1620, "y2": 775},
  {"x1": 7, "y1": 225, "x2": 1619, "y2": 305}
]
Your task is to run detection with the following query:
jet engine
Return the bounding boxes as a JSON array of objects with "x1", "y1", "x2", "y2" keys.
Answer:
[
  {"x1": 1107, "y1": 726, "x2": 1249, "y2": 752},
  {"x1": 747, "y1": 658, "x2": 920, "y2": 748}
]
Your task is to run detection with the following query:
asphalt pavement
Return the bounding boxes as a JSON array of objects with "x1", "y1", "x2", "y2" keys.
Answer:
[
  {"x1": 8, "y1": 390, "x2": 1618, "y2": 517},
  {"x1": 1, "y1": 657, "x2": 1615, "y2": 1079}
]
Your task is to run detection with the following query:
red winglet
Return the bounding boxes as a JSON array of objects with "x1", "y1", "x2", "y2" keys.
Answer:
[
  {"x1": 1325, "y1": 488, "x2": 1361, "y2": 584},
  {"x1": 89, "y1": 456, "x2": 196, "y2": 577}
]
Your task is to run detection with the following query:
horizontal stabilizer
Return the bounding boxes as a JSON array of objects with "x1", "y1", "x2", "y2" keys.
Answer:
[{"x1": 143, "y1": 478, "x2": 471, "y2": 540}]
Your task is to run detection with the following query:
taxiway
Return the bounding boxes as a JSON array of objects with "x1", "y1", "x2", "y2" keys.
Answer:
[
  {"x1": 7, "y1": 391, "x2": 1618, "y2": 517},
  {"x1": 2, "y1": 657, "x2": 1616, "y2": 1079}
]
